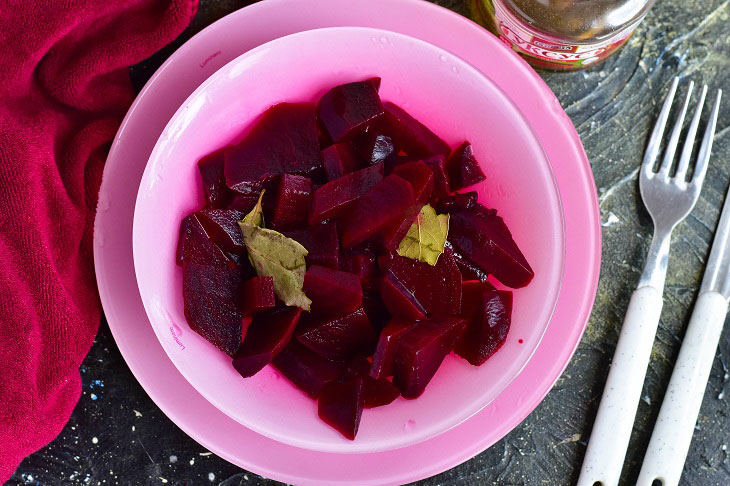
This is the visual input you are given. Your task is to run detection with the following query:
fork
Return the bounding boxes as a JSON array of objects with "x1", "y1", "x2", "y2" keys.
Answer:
[
  {"x1": 637, "y1": 88, "x2": 722, "y2": 486},
  {"x1": 577, "y1": 77, "x2": 720, "y2": 486}
]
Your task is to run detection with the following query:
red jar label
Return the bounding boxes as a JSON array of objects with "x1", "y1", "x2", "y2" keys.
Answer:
[{"x1": 492, "y1": 1, "x2": 636, "y2": 69}]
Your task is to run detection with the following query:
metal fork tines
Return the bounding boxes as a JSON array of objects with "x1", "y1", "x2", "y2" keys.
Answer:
[
  {"x1": 639, "y1": 78, "x2": 721, "y2": 290},
  {"x1": 577, "y1": 78, "x2": 722, "y2": 486}
]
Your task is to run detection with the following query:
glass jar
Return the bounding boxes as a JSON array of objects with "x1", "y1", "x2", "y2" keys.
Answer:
[{"x1": 469, "y1": 0, "x2": 656, "y2": 71}]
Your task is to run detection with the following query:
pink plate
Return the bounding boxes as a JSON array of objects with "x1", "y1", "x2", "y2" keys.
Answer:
[
  {"x1": 95, "y1": 0, "x2": 600, "y2": 484},
  {"x1": 133, "y1": 27, "x2": 565, "y2": 453}
]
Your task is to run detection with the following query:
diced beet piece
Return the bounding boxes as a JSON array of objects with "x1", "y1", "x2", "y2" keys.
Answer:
[
  {"x1": 271, "y1": 174, "x2": 313, "y2": 230},
  {"x1": 322, "y1": 143, "x2": 359, "y2": 181},
  {"x1": 340, "y1": 174, "x2": 415, "y2": 248},
  {"x1": 455, "y1": 288, "x2": 512, "y2": 366},
  {"x1": 233, "y1": 307, "x2": 302, "y2": 377},
  {"x1": 303, "y1": 265, "x2": 363, "y2": 316},
  {"x1": 370, "y1": 319, "x2": 415, "y2": 379},
  {"x1": 362, "y1": 290, "x2": 392, "y2": 331},
  {"x1": 342, "y1": 358, "x2": 400, "y2": 408},
  {"x1": 198, "y1": 150, "x2": 231, "y2": 208},
  {"x1": 353, "y1": 130, "x2": 396, "y2": 166},
  {"x1": 318, "y1": 376, "x2": 365, "y2": 440},
  {"x1": 445, "y1": 242, "x2": 489, "y2": 282},
  {"x1": 273, "y1": 341, "x2": 344, "y2": 398},
  {"x1": 297, "y1": 307, "x2": 375, "y2": 360},
  {"x1": 379, "y1": 272, "x2": 427, "y2": 321},
  {"x1": 379, "y1": 252, "x2": 462, "y2": 316},
  {"x1": 393, "y1": 317, "x2": 467, "y2": 398},
  {"x1": 340, "y1": 247, "x2": 377, "y2": 287},
  {"x1": 283, "y1": 223, "x2": 339, "y2": 269},
  {"x1": 436, "y1": 192, "x2": 479, "y2": 214},
  {"x1": 196, "y1": 209, "x2": 245, "y2": 254},
  {"x1": 449, "y1": 206, "x2": 534, "y2": 288},
  {"x1": 224, "y1": 103, "x2": 322, "y2": 194},
  {"x1": 392, "y1": 161, "x2": 435, "y2": 205},
  {"x1": 309, "y1": 163, "x2": 384, "y2": 224},
  {"x1": 461, "y1": 280, "x2": 495, "y2": 318},
  {"x1": 423, "y1": 155, "x2": 451, "y2": 201},
  {"x1": 382, "y1": 161, "x2": 435, "y2": 250},
  {"x1": 363, "y1": 377, "x2": 400, "y2": 408},
  {"x1": 177, "y1": 213, "x2": 236, "y2": 269},
  {"x1": 382, "y1": 102, "x2": 451, "y2": 158},
  {"x1": 446, "y1": 142, "x2": 486, "y2": 190},
  {"x1": 226, "y1": 192, "x2": 260, "y2": 213},
  {"x1": 317, "y1": 78, "x2": 384, "y2": 143},
  {"x1": 182, "y1": 263, "x2": 245, "y2": 356},
  {"x1": 239, "y1": 276, "x2": 276, "y2": 315}
]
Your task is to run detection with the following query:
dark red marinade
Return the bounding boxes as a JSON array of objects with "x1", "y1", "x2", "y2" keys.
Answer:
[{"x1": 177, "y1": 78, "x2": 533, "y2": 439}]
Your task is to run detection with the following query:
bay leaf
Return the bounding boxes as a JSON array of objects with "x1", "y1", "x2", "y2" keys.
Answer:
[
  {"x1": 238, "y1": 190, "x2": 311, "y2": 311},
  {"x1": 396, "y1": 204, "x2": 449, "y2": 266},
  {"x1": 241, "y1": 190, "x2": 265, "y2": 227}
]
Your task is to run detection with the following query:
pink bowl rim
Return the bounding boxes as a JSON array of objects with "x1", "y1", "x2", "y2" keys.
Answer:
[{"x1": 94, "y1": 0, "x2": 602, "y2": 482}]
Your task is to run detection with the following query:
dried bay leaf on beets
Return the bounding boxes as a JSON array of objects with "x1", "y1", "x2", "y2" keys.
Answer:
[
  {"x1": 238, "y1": 191, "x2": 312, "y2": 311},
  {"x1": 397, "y1": 204, "x2": 449, "y2": 266}
]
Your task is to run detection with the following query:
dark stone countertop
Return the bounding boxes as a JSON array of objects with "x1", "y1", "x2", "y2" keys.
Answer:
[{"x1": 9, "y1": 0, "x2": 730, "y2": 485}]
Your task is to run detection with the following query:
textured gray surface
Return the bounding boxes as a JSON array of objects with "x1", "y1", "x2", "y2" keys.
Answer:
[{"x1": 10, "y1": 0, "x2": 730, "y2": 485}]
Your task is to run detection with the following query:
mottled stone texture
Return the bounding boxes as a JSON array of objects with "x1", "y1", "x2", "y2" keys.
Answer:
[{"x1": 10, "y1": 0, "x2": 730, "y2": 485}]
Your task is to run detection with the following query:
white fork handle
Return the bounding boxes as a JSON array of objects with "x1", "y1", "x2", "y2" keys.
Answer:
[
  {"x1": 637, "y1": 291, "x2": 728, "y2": 486},
  {"x1": 577, "y1": 285, "x2": 664, "y2": 486}
]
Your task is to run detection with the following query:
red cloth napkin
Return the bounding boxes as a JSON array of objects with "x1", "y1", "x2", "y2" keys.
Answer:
[{"x1": 0, "y1": 0, "x2": 197, "y2": 480}]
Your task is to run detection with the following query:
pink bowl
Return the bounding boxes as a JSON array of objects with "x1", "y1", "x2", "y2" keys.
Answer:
[{"x1": 133, "y1": 27, "x2": 565, "y2": 454}]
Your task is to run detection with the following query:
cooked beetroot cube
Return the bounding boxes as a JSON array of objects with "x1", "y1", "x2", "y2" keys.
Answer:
[
  {"x1": 382, "y1": 161, "x2": 435, "y2": 250},
  {"x1": 224, "y1": 103, "x2": 322, "y2": 194},
  {"x1": 379, "y1": 252, "x2": 462, "y2": 316},
  {"x1": 283, "y1": 223, "x2": 339, "y2": 269},
  {"x1": 340, "y1": 174, "x2": 415, "y2": 248},
  {"x1": 322, "y1": 143, "x2": 359, "y2": 181},
  {"x1": 182, "y1": 263, "x2": 245, "y2": 356},
  {"x1": 177, "y1": 213, "x2": 236, "y2": 269},
  {"x1": 317, "y1": 78, "x2": 384, "y2": 143},
  {"x1": 436, "y1": 192, "x2": 479, "y2": 214},
  {"x1": 303, "y1": 265, "x2": 363, "y2": 316},
  {"x1": 309, "y1": 163, "x2": 384, "y2": 224},
  {"x1": 340, "y1": 248, "x2": 377, "y2": 287},
  {"x1": 318, "y1": 376, "x2": 365, "y2": 440},
  {"x1": 196, "y1": 209, "x2": 245, "y2": 253},
  {"x1": 455, "y1": 288, "x2": 512, "y2": 366},
  {"x1": 446, "y1": 142, "x2": 486, "y2": 190},
  {"x1": 353, "y1": 130, "x2": 396, "y2": 166},
  {"x1": 239, "y1": 276, "x2": 276, "y2": 315},
  {"x1": 273, "y1": 341, "x2": 344, "y2": 398},
  {"x1": 233, "y1": 307, "x2": 302, "y2": 377},
  {"x1": 297, "y1": 307, "x2": 375, "y2": 360},
  {"x1": 379, "y1": 272, "x2": 427, "y2": 321},
  {"x1": 226, "y1": 192, "x2": 260, "y2": 213},
  {"x1": 461, "y1": 280, "x2": 495, "y2": 318},
  {"x1": 198, "y1": 149, "x2": 231, "y2": 208},
  {"x1": 363, "y1": 377, "x2": 400, "y2": 408},
  {"x1": 445, "y1": 242, "x2": 489, "y2": 283},
  {"x1": 362, "y1": 290, "x2": 392, "y2": 331},
  {"x1": 370, "y1": 319, "x2": 414, "y2": 380},
  {"x1": 393, "y1": 316, "x2": 467, "y2": 398},
  {"x1": 382, "y1": 102, "x2": 451, "y2": 158},
  {"x1": 271, "y1": 174, "x2": 313, "y2": 230},
  {"x1": 449, "y1": 206, "x2": 534, "y2": 288},
  {"x1": 423, "y1": 155, "x2": 451, "y2": 201}
]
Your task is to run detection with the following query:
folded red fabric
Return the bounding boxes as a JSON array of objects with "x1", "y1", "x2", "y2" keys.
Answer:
[{"x1": 0, "y1": 0, "x2": 197, "y2": 480}]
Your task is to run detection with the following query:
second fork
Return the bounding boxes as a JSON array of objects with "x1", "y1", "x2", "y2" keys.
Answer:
[{"x1": 577, "y1": 77, "x2": 721, "y2": 486}]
